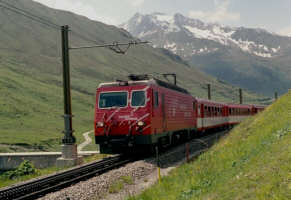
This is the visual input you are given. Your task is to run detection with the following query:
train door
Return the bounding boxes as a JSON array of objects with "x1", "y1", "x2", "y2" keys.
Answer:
[
  {"x1": 161, "y1": 93, "x2": 166, "y2": 131},
  {"x1": 199, "y1": 103, "x2": 204, "y2": 129},
  {"x1": 193, "y1": 100, "x2": 198, "y2": 127},
  {"x1": 152, "y1": 89, "x2": 162, "y2": 134}
]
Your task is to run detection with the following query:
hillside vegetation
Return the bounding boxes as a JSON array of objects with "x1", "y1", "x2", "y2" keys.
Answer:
[
  {"x1": 0, "y1": 0, "x2": 267, "y2": 152},
  {"x1": 130, "y1": 91, "x2": 291, "y2": 200}
]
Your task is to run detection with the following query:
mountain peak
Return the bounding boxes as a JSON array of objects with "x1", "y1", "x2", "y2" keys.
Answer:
[{"x1": 121, "y1": 13, "x2": 289, "y2": 59}]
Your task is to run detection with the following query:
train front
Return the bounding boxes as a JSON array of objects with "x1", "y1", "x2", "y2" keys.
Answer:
[{"x1": 94, "y1": 81, "x2": 152, "y2": 154}]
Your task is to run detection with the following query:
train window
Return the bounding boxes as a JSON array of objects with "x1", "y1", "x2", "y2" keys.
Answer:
[
  {"x1": 154, "y1": 91, "x2": 159, "y2": 107},
  {"x1": 198, "y1": 105, "x2": 201, "y2": 115},
  {"x1": 99, "y1": 92, "x2": 127, "y2": 108},
  {"x1": 131, "y1": 91, "x2": 145, "y2": 107},
  {"x1": 193, "y1": 102, "x2": 196, "y2": 110},
  {"x1": 229, "y1": 108, "x2": 231, "y2": 115}
]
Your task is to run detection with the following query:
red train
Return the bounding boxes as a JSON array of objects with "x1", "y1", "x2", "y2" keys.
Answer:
[{"x1": 94, "y1": 75, "x2": 265, "y2": 154}]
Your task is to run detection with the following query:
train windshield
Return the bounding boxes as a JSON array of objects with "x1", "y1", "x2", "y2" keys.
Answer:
[
  {"x1": 131, "y1": 91, "x2": 145, "y2": 107},
  {"x1": 99, "y1": 92, "x2": 127, "y2": 108}
]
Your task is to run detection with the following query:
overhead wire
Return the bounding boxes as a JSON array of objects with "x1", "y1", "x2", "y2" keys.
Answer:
[
  {"x1": 0, "y1": 1, "x2": 100, "y2": 46},
  {"x1": 0, "y1": 0, "x2": 60, "y2": 30},
  {"x1": 0, "y1": 0, "x2": 146, "y2": 54}
]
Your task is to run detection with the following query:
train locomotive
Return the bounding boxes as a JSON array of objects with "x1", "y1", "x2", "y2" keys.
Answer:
[{"x1": 94, "y1": 74, "x2": 264, "y2": 154}]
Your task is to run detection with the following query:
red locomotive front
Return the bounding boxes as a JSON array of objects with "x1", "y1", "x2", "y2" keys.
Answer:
[
  {"x1": 95, "y1": 80, "x2": 152, "y2": 153},
  {"x1": 94, "y1": 75, "x2": 197, "y2": 154}
]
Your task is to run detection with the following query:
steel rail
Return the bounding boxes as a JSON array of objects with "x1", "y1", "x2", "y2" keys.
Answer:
[{"x1": 0, "y1": 155, "x2": 133, "y2": 200}]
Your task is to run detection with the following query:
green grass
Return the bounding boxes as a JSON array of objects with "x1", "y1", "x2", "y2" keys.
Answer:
[
  {"x1": 129, "y1": 91, "x2": 291, "y2": 200},
  {"x1": 109, "y1": 175, "x2": 134, "y2": 194},
  {"x1": 0, "y1": 153, "x2": 107, "y2": 188},
  {"x1": 109, "y1": 180, "x2": 125, "y2": 194},
  {"x1": 121, "y1": 175, "x2": 134, "y2": 185},
  {"x1": 0, "y1": 165, "x2": 63, "y2": 188},
  {"x1": 0, "y1": 63, "x2": 95, "y2": 152}
]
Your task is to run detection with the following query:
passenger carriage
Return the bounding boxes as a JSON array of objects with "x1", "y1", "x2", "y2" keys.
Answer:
[
  {"x1": 195, "y1": 98, "x2": 228, "y2": 132},
  {"x1": 227, "y1": 103, "x2": 253, "y2": 125}
]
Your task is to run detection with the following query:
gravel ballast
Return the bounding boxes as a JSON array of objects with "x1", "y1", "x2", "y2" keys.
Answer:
[{"x1": 38, "y1": 132, "x2": 226, "y2": 200}]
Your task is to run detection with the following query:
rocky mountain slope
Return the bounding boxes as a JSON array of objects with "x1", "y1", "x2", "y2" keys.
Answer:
[{"x1": 121, "y1": 13, "x2": 291, "y2": 96}]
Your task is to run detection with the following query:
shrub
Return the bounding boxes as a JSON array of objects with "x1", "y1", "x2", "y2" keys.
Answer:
[{"x1": 4, "y1": 160, "x2": 37, "y2": 179}]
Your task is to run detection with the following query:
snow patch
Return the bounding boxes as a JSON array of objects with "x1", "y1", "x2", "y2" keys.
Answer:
[
  {"x1": 271, "y1": 47, "x2": 280, "y2": 53},
  {"x1": 155, "y1": 13, "x2": 174, "y2": 23},
  {"x1": 138, "y1": 30, "x2": 157, "y2": 37},
  {"x1": 253, "y1": 52, "x2": 272, "y2": 58},
  {"x1": 164, "y1": 42, "x2": 177, "y2": 53}
]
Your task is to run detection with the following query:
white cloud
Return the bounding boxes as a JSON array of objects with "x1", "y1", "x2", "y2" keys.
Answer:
[
  {"x1": 188, "y1": 0, "x2": 240, "y2": 24},
  {"x1": 34, "y1": 0, "x2": 117, "y2": 25},
  {"x1": 279, "y1": 26, "x2": 291, "y2": 37},
  {"x1": 128, "y1": 0, "x2": 145, "y2": 7}
]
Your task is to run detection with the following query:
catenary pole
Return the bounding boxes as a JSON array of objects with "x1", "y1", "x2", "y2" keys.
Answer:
[
  {"x1": 61, "y1": 25, "x2": 75, "y2": 144},
  {"x1": 207, "y1": 84, "x2": 211, "y2": 100},
  {"x1": 239, "y1": 88, "x2": 243, "y2": 104}
]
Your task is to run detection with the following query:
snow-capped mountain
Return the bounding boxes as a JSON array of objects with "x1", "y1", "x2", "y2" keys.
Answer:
[
  {"x1": 121, "y1": 13, "x2": 291, "y2": 97},
  {"x1": 121, "y1": 13, "x2": 290, "y2": 59}
]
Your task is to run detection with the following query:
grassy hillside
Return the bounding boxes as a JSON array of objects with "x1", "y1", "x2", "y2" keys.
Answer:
[
  {"x1": 130, "y1": 91, "x2": 291, "y2": 200},
  {"x1": 0, "y1": 0, "x2": 267, "y2": 152}
]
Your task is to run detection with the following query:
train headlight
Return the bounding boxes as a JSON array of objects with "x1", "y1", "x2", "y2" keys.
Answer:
[
  {"x1": 137, "y1": 121, "x2": 145, "y2": 126},
  {"x1": 97, "y1": 121, "x2": 104, "y2": 127}
]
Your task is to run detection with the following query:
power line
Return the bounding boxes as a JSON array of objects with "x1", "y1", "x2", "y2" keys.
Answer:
[
  {"x1": 0, "y1": 0, "x2": 148, "y2": 54},
  {"x1": 0, "y1": 0, "x2": 60, "y2": 30},
  {"x1": 0, "y1": 1, "x2": 102, "y2": 47},
  {"x1": 0, "y1": 4, "x2": 60, "y2": 30},
  {"x1": 70, "y1": 40, "x2": 149, "y2": 54}
]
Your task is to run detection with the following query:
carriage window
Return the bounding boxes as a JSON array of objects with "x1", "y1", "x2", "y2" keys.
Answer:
[
  {"x1": 198, "y1": 105, "x2": 201, "y2": 115},
  {"x1": 154, "y1": 91, "x2": 159, "y2": 107},
  {"x1": 99, "y1": 92, "x2": 127, "y2": 108},
  {"x1": 132, "y1": 91, "x2": 146, "y2": 107}
]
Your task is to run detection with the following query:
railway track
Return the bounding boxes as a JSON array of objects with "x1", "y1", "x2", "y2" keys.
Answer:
[
  {"x1": 0, "y1": 130, "x2": 227, "y2": 200},
  {"x1": 0, "y1": 155, "x2": 133, "y2": 200}
]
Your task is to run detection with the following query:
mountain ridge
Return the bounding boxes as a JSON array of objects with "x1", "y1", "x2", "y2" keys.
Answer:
[
  {"x1": 121, "y1": 12, "x2": 291, "y2": 96},
  {"x1": 120, "y1": 12, "x2": 291, "y2": 58}
]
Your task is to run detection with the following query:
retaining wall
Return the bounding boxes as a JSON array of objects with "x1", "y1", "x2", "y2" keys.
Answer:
[{"x1": 0, "y1": 151, "x2": 98, "y2": 170}]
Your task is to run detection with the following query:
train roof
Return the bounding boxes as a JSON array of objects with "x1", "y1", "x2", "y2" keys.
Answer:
[
  {"x1": 227, "y1": 103, "x2": 253, "y2": 108},
  {"x1": 195, "y1": 98, "x2": 227, "y2": 106},
  {"x1": 98, "y1": 77, "x2": 190, "y2": 94}
]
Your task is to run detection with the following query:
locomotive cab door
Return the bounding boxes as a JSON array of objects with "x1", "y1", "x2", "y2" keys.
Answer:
[
  {"x1": 152, "y1": 89, "x2": 163, "y2": 134},
  {"x1": 200, "y1": 103, "x2": 204, "y2": 129},
  {"x1": 193, "y1": 100, "x2": 198, "y2": 127},
  {"x1": 161, "y1": 93, "x2": 166, "y2": 131}
]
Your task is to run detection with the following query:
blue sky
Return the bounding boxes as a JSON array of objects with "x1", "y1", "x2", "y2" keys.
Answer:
[{"x1": 34, "y1": 0, "x2": 291, "y2": 36}]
